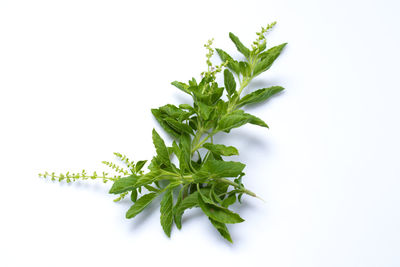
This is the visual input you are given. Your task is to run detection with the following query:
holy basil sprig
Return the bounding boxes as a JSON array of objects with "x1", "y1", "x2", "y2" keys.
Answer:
[{"x1": 39, "y1": 23, "x2": 286, "y2": 243}]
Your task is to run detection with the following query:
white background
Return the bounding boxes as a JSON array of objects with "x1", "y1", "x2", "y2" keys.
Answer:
[{"x1": 1, "y1": 0, "x2": 399, "y2": 266}]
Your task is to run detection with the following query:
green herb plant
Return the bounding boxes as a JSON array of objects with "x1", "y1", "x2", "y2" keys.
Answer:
[{"x1": 39, "y1": 23, "x2": 286, "y2": 243}]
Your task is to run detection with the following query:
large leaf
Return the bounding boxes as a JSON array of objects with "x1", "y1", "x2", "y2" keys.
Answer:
[
  {"x1": 197, "y1": 193, "x2": 244, "y2": 224},
  {"x1": 126, "y1": 192, "x2": 158, "y2": 219},
  {"x1": 237, "y1": 86, "x2": 284, "y2": 108},
  {"x1": 164, "y1": 118, "x2": 193, "y2": 135},
  {"x1": 217, "y1": 112, "x2": 252, "y2": 132},
  {"x1": 160, "y1": 189, "x2": 174, "y2": 237},
  {"x1": 203, "y1": 143, "x2": 239, "y2": 156},
  {"x1": 194, "y1": 159, "x2": 245, "y2": 182},
  {"x1": 152, "y1": 129, "x2": 170, "y2": 166},
  {"x1": 229, "y1": 32, "x2": 250, "y2": 58},
  {"x1": 109, "y1": 174, "x2": 138, "y2": 194},
  {"x1": 253, "y1": 43, "x2": 287, "y2": 77},
  {"x1": 224, "y1": 69, "x2": 236, "y2": 96}
]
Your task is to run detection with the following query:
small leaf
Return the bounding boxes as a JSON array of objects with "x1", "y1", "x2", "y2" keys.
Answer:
[
  {"x1": 239, "y1": 61, "x2": 251, "y2": 77},
  {"x1": 222, "y1": 194, "x2": 236, "y2": 207},
  {"x1": 130, "y1": 189, "x2": 138, "y2": 202},
  {"x1": 203, "y1": 143, "x2": 239, "y2": 156},
  {"x1": 215, "y1": 48, "x2": 240, "y2": 74},
  {"x1": 152, "y1": 129, "x2": 171, "y2": 166},
  {"x1": 209, "y1": 218, "x2": 233, "y2": 243},
  {"x1": 135, "y1": 160, "x2": 147, "y2": 173},
  {"x1": 197, "y1": 193, "x2": 244, "y2": 224},
  {"x1": 109, "y1": 175, "x2": 138, "y2": 194},
  {"x1": 171, "y1": 81, "x2": 191, "y2": 94},
  {"x1": 126, "y1": 192, "x2": 158, "y2": 219},
  {"x1": 224, "y1": 69, "x2": 236, "y2": 96},
  {"x1": 160, "y1": 189, "x2": 174, "y2": 237},
  {"x1": 253, "y1": 43, "x2": 287, "y2": 77},
  {"x1": 237, "y1": 86, "x2": 284, "y2": 108},
  {"x1": 229, "y1": 32, "x2": 250, "y2": 58},
  {"x1": 247, "y1": 113, "x2": 269, "y2": 128}
]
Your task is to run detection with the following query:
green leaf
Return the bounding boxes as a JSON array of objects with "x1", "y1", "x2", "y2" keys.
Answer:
[
  {"x1": 178, "y1": 134, "x2": 191, "y2": 172},
  {"x1": 109, "y1": 174, "x2": 138, "y2": 194},
  {"x1": 160, "y1": 189, "x2": 174, "y2": 237},
  {"x1": 224, "y1": 69, "x2": 236, "y2": 96},
  {"x1": 171, "y1": 81, "x2": 191, "y2": 94},
  {"x1": 237, "y1": 86, "x2": 284, "y2": 108},
  {"x1": 126, "y1": 192, "x2": 158, "y2": 219},
  {"x1": 197, "y1": 193, "x2": 244, "y2": 224},
  {"x1": 247, "y1": 113, "x2": 269, "y2": 128},
  {"x1": 203, "y1": 143, "x2": 239, "y2": 156},
  {"x1": 229, "y1": 32, "x2": 250, "y2": 58},
  {"x1": 151, "y1": 109, "x2": 180, "y2": 139},
  {"x1": 194, "y1": 160, "x2": 245, "y2": 181},
  {"x1": 217, "y1": 112, "x2": 251, "y2": 132},
  {"x1": 135, "y1": 160, "x2": 147, "y2": 173},
  {"x1": 152, "y1": 129, "x2": 171, "y2": 166},
  {"x1": 197, "y1": 101, "x2": 213, "y2": 121},
  {"x1": 209, "y1": 218, "x2": 233, "y2": 243},
  {"x1": 130, "y1": 189, "x2": 138, "y2": 202},
  {"x1": 173, "y1": 188, "x2": 211, "y2": 229},
  {"x1": 215, "y1": 48, "x2": 240, "y2": 74},
  {"x1": 222, "y1": 194, "x2": 236, "y2": 207},
  {"x1": 204, "y1": 160, "x2": 245, "y2": 178},
  {"x1": 135, "y1": 171, "x2": 165, "y2": 187},
  {"x1": 159, "y1": 104, "x2": 186, "y2": 120},
  {"x1": 239, "y1": 61, "x2": 251, "y2": 77},
  {"x1": 253, "y1": 43, "x2": 287, "y2": 77},
  {"x1": 164, "y1": 118, "x2": 193, "y2": 135}
]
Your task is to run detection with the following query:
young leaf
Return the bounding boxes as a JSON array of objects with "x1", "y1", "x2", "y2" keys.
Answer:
[
  {"x1": 135, "y1": 160, "x2": 147, "y2": 173},
  {"x1": 130, "y1": 189, "x2": 138, "y2": 202},
  {"x1": 171, "y1": 81, "x2": 191, "y2": 94},
  {"x1": 160, "y1": 189, "x2": 174, "y2": 237},
  {"x1": 253, "y1": 43, "x2": 287, "y2": 77},
  {"x1": 229, "y1": 32, "x2": 250, "y2": 58},
  {"x1": 215, "y1": 48, "x2": 240, "y2": 74},
  {"x1": 224, "y1": 69, "x2": 236, "y2": 96},
  {"x1": 246, "y1": 113, "x2": 269, "y2": 128},
  {"x1": 237, "y1": 86, "x2": 284, "y2": 108},
  {"x1": 203, "y1": 143, "x2": 239, "y2": 156},
  {"x1": 197, "y1": 193, "x2": 244, "y2": 224},
  {"x1": 126, "y1": 192, "x2": 158, "y2": 219},
  {"x1": 152, "y1": 129, "x2": 171, "y2": 166},
  {"x1": 209, "y1": 218, "x2": 233, "y2": 243}
]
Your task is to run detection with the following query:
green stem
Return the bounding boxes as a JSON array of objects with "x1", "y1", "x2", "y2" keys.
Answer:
[{"x1": 218, "y1": 178, "x2": 257, "y2": 198}]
